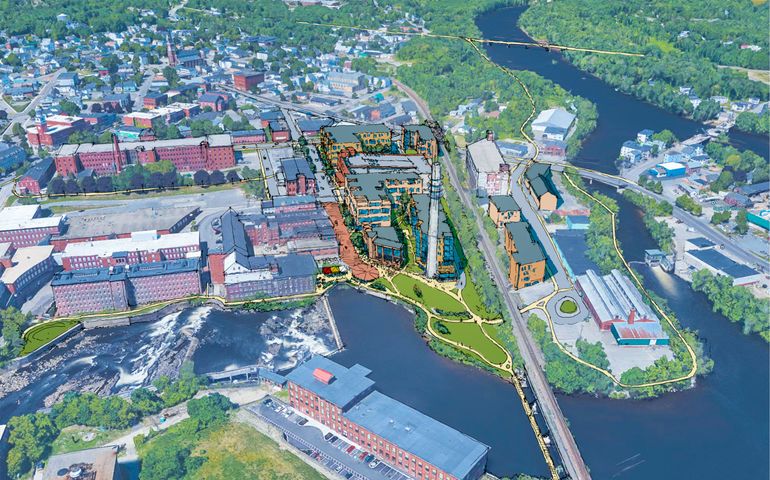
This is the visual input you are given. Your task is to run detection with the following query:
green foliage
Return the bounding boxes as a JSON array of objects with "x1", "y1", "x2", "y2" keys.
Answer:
[
  {"x1": 735, "y1": 208, "x2": 749, "y2": 234},
  {"x1": 652, "y1": 129, "x2": 678, "y2": 147},
  {"x1": 623, "y1": 190, "x2": 675, "y2": 252},
  {"x1": 528, "y1": 315, "x2": 613, "y2": 395},
  {"x1": 0, "y1": 307, "x2": 32, "y2": 364},
  {"x1": 520, "y1": 1, "x2": 769, "y2": 119},
  {"x1": 675, "y1": 194, "x2": 703, "y2": 216},
  {"x1": 638, "y1": 173, "x2": 663, "y2": 194},
  {"x1": 154, "y1": 361, "x2": 208, "y2": 407},
  {"x1": 711, "y1": 210, "x2": 731, "y2": 225},
  {"x1": 6, "y1": 413, "x2": 58, "y2": 476},
  {"x1": 187, "y1": 393, "x2": 234, "y2": 428},
  {"x1": 734, "y1": 110, "x2": 770, "y2": 135},
  {"x1": 691, "y1": 269, "x2": 770, "y2": 340}
]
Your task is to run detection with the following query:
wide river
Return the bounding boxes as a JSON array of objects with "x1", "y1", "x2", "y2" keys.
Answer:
[{"x1": 476, "y1": 6, "x2": 769, "y2": 479}]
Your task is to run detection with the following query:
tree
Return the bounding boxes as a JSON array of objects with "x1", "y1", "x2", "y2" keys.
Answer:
[
  {"x1": 225, "y1": 170, "x2": 240, "y2": 183},
  {"x1": 735, "y1": 209, "x2": 749, "y2": 235},
  {"x1": 147, "y1": 171, "x2": 165, "y2": 189},
  {"x1": 675, "y1": 194, "x2": 702, "y2": 216},
  {"x1": 652, "y1": 129, "x2": 678, "y2": 147},
  {"x1": 186, "y1": 393, "x2": 233, "y2": 427},
  {"x1": 209, "y1": 170, "x2": 225, "y2": 185},
  {"x1": 80, "y1": 175, "x2": 97, "y2": 193},
  {"x1": 129, "y1": 172, "x2": 145, "y2": 190},
  {"x1": 48, "y1": 177, "x2": 65, "y2": 195},
  {"x1": 64, "y1": 179, "x2": 81, "y2": 195},
  {"x1": 193, "y1": 170, "x2": 210, "y2": 186},
  {"x1": 710, "y1": 211, "x2": 730, "y2": 225},
  {"x1": 692, "y1": 100, "x2": 721, "y2": 122},
  {"x1": 96, "y1": 176, "x2": 114, "y2": 193},
  {"x1": 58, "y1": 99, "x2": 82, "y2": 116},
  {"x1": 6, "y1": 413, "x2": 58, "y2": 477},
  {"x1": 130, "y1": 388, "x2": 164, "y2": 416}
]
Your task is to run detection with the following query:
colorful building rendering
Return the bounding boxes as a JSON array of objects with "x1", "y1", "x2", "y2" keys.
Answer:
[
  {"x1": 52, "y1": 258, "x2": 202, "y2": 316},
  {"x1": 401, "y1": 125, "x2": 438, "y2": 159},
  {"x1": 488, "y1": 195, "x2": 521, "y2": 227},
  {"x1": 286, "y1": 356, "x2": 489, "y2": 480},
  {"x1": 54, "y1": 134, "x2": 235, "y2": 176},
  {"x1": 281, "y1": 157, "x2": 316, "y2": 196},
  {"x1": 343, "y1": 173, "x2": 422, "y2": 228},
  {"x1": 524, "y1": 163, "x2": 559, "y2": 211},
  {"x1": 466, "y1": 132, "x2": 510, "y2": 197},
  {"x1": 409, "y1": 194, "x2": 459, "y2": 280},
  {"x1": 363, "y1": 226, "x2": 404, "y2": 267},
  {"x1": 504, "y1": 221, "x2": 547, "y2": 289},
  {"x1": 320, "y1": 124, "x2": 392, "y2": 158}
]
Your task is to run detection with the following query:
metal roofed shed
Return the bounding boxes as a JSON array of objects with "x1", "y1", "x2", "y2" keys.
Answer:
[
  {"x1": 285, "y1": 355, "x2": 375, "y2": 410},
  {"x1": 686, "y1": 249, "x2": 763, "y2": 286},
  {"x1": 344, "y1": 391, "x2": 490, "y2": 480}
]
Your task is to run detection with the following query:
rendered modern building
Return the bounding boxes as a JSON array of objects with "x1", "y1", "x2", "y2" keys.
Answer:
[
  {"x1": 343, "y1": 173, "x2": 422, "y2": 228},
  {"x1": 524, "y1": 163, "x2": 559, "y2": 211},
  {"x1": 401, "y1": 124, "x2": 438, "y2": 159},
  {"x1": 54, "y1": 134, "x2": 236, "y2": 176},
  {"x1": 575, "y1": 269, "x2": 669, "y2": 345},
  {"x1": 60, "y1": 230, "x2": 200, "y2": 270},
  {"x1": 466, "y1": 132, "x2": 510, "y2": 197},
  {"x1": 488, "y1": 195, "x2": 521, "y2": 227},
  {"x1": 363, "y1": 226, "x2": 404, "y2": 266},
  {"x1": 320, "y1": 124, "x2": 392, "y2": 158},
  {"x1": 52, "y1": 258, "x2": 202, "y2": 316},
  {"x1": 409, "y1": 194, "x2": 459, "y2": 280},
  {"x1": 0, "y1": 205, "x2": 64, "y2": 247},
  {"x1": 504, "y1": 221, "x2": 547, "y2": 289},
  {"x1": 286, "y1": 356, "x2": 489, "y2": 480}
]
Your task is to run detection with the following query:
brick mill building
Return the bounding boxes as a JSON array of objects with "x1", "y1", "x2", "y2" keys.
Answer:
[
  {"x1": 54, "y1": 134, "x2": 236, "y2": 176},
  {"x1": 26, "y1": 115, "x2": 90, "y2": 148},
  {"x1": 60, "y1": 230, "x2": 200, "y2": 271},
  {"x1": 0, "y1": 205, "x2": 64, "y2": 248},
  {"x1": 232, "y1": 70, "x2": 265, "y2": 91},
  {"x1": 52, "y1": 258, "x2": 202, "y2": 316},
  {"x1": 286, "y1": 356, "x2": 490, "y2": 480}
]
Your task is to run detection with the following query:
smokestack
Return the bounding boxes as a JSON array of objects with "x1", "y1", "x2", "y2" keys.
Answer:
[
  {"x1": 486, "y1": 129, "x2": 494, "y2": 142},
  {"x1": 628, "y1": 308, "x2": 636, "y2": 325}
]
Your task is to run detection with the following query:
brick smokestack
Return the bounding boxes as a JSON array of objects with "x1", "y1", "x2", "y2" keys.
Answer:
[{"x1": 628, "y1": 307, "x2": 636, "y2": 325}]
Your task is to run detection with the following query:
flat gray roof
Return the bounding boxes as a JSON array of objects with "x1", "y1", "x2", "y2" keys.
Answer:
[
  {"x1": 285, "y1": 356, "x2": 375, "y2": 410},
  {"x1": 56, "y1": 207, "x2": 199, "y2": 240},
  {"x1": 344, "y1": 391, "x2": 489, "y2": 479},
  {"x1": 505, "y1": 221, "x2": 545, "y2": 264},
  {"x1": 57, "y1": 134, "x2": 232, "y2": 156}
]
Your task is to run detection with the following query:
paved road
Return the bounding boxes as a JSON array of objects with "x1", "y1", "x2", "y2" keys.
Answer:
[
  {"x1": 2, "y1": 68, "x2": 65, "y2": 136},
  {"x1": 393, "y1": 79, "x2": 590, "y2": 479},
  {"x1": 575, "y1": 168, "x2": 769, "y2": 270},
  {"x1": 279, "y1": 108, "x2": 336, "y2": 202}
]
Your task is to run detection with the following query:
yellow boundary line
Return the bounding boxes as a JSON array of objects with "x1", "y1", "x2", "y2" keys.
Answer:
[{"x1": 466, "y1": 39, "x2": 698, "y2": 390}]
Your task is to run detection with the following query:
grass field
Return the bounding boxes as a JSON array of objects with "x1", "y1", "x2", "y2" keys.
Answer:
[
  {"x1": 369, "y1": 277, "x2": 395, "y2": 292},
  {"x1": 192, "y1": 422, "x2": 325, "y2": 479},
  {"x1": 51, "y1": 426, "x2": 127, "y2": 455},
  {"x1": 432, "y1": 319, "x2": 508, "y2": 365},
  {"x1": 461, "y1": 277, "x2": 498, "y2": 319},
  {"x1": 392, "y1": 274, "x2": 465, "y2": 313},
  {"x1": 559, "y1": 299, "x2": 578, "y2": 314},
  {"x1": 21, "y1": 320, "x2": 80, "y2": 355}
]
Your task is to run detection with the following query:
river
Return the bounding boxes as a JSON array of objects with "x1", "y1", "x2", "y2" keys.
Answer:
[{"x1": 476, "y1": 6, "x2": 770, "y2": 479}]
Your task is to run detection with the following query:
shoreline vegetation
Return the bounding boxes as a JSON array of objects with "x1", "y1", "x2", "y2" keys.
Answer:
[{"x1": 560, "y1": 170, "x2": 713, "y2": 398}]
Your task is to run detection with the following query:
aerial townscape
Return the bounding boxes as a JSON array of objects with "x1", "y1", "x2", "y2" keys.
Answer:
[{"x1": 0, "y1": 1, "x2": 768, "y2": 480}]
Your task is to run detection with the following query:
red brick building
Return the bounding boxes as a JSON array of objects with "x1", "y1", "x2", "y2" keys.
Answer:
[
  {"x1": 285, "y1": 357, "x2": 489, "y2": 480},
  {"x1": 17, "y1": 158, "x2": 55, "y2": 195},
  {"x1": 26, "y1": 115, "x2": 90, "y2": 148},
  {"x1": 54, "y1": 134, "x2": 236, "y2": 176},
  {"x1": 52, "y1": 258, "x2": 202, "y2": 316},
  {"x1": 60, "y1": 230, "x2": 200, "y2": 271},
  {"x1": 0, "y1": 205, "x2": 64, "y2": 248},
  {"x1": 199, "y1": 92, "x2": 230, "y2": 112},
  {"x1": 143, "y1": 92, "x2": 167, "y2": 109},
  {"x1": 281, "y1": 157, "x2": 316, "y2": 196},
  {"x1": 232, "y1": 70, "x2": 265, "y2": 92}
]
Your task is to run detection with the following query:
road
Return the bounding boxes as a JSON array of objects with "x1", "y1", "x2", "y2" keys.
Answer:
[
  {"x1": 2, "y1": 68, "x2": 65, "y2": 136},
  {"x1": 394, "y1": 79, "x2": 590, "y2": 479},
  {"x1": 575, "y1": 168, "x2": 769, "y2": 269}
]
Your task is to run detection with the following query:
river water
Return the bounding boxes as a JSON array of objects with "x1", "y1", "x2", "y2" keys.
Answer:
[{"x1": 476, "y1": 6, "x2": 769, "y2": 479}]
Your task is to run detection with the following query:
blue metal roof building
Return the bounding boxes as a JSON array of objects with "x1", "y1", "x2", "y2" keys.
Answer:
[
  {"x1": 344, "y1": 391, "x2": 490, "y2": 480},
  {"x1": 285, "y1": 355, "x2": 375, "y2": 410}
]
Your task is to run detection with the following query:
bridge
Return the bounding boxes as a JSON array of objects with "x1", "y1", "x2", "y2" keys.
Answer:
[{"x1": 206, "y1": 365, "x2": 260, "y2": 382}]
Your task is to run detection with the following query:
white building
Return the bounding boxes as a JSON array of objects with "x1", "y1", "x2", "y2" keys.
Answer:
[
  {"x1": 531, "y1": 108, "x2": 576, "y2": 141},
  {"x1": 466, "y1": 131, "x2": 510, "y2": 197}
]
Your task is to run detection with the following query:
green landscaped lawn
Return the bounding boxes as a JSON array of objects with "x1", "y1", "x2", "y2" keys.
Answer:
[
  {"x1": 559, "y1": 299, "x2": 578, "y2": 314},
  {"x1": 51, "y1": 426, "x2": 127, "y2": 455},
  {"x1": 461, "y1": 278, "x2": 498, "y2": 319},
  {"x1": 432, "y1": 319, "x2": 508, "y2": 365},
  {"x1": 392, "y1": 274, "x2": 466, "y2": 313},
  {"x1": 192, "y1": 421, "x2": 325, "y2": 479},
  {"x1": 369, "y1": 277, "x2": 394, "y2": 292},
  {"x1": 21, "y1": 320, "x2": 80, "y2": 355}
]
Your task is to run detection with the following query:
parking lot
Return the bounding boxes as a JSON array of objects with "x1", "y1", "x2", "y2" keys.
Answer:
[{"x1": 246, "y1": 396, "x2": 412, "y2": 480}]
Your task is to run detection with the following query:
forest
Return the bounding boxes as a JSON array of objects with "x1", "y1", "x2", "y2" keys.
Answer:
[{"x1": 519, "y1": 0, "x2": 769, "y2": 118}]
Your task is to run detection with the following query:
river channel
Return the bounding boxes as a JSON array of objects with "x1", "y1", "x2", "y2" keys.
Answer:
[{"x1": 477, "y1": 6, "x2": 769, "y2": 479}]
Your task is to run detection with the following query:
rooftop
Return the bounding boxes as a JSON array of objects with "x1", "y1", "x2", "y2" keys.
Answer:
[
  {"x1": 286, "y1": 355, "x2": 375, "y2": 410},
  {"x1": 54, "y1": 207, "x2": 198, "y2": 240},
  {"x1": 0, "y1": 205, "x2": 62, "y2": 232},
  {"x1": 532, "y1": 108, "x2": 575, "y2": 130},
  {"x1": 1, "y1": 245, "x2": 54, "y2": 284},
  {"x1": 344, "y1": 391, "x2": 490, "y2": 480},
  {"x1": 323, "y1": 124, "x2": 391, "y2": 144},
  {"x1": 505, "y1": 221, "x2": 545, "y2": 264},
  {"x1": 467, "y1": 138, "x2": 505, "y2": 173},
  {"x1": 687, "y1": 248, "x2": 760, "y2": 279},
  {"x1": 42, "y1": 446, "x2": 119, "y2": 480},
  {"x1": 62, "y1": 231, "x2": 199, "y2": 259},
  {"x1": 56, "y1": 134, "x2": 232, "y2": 156},
  {"x1": 576, "y1": 269, "x2": 659, "y2": 322},
  {"x1": 489, "y1": 195, "x2": 520, "y2": 213}
]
